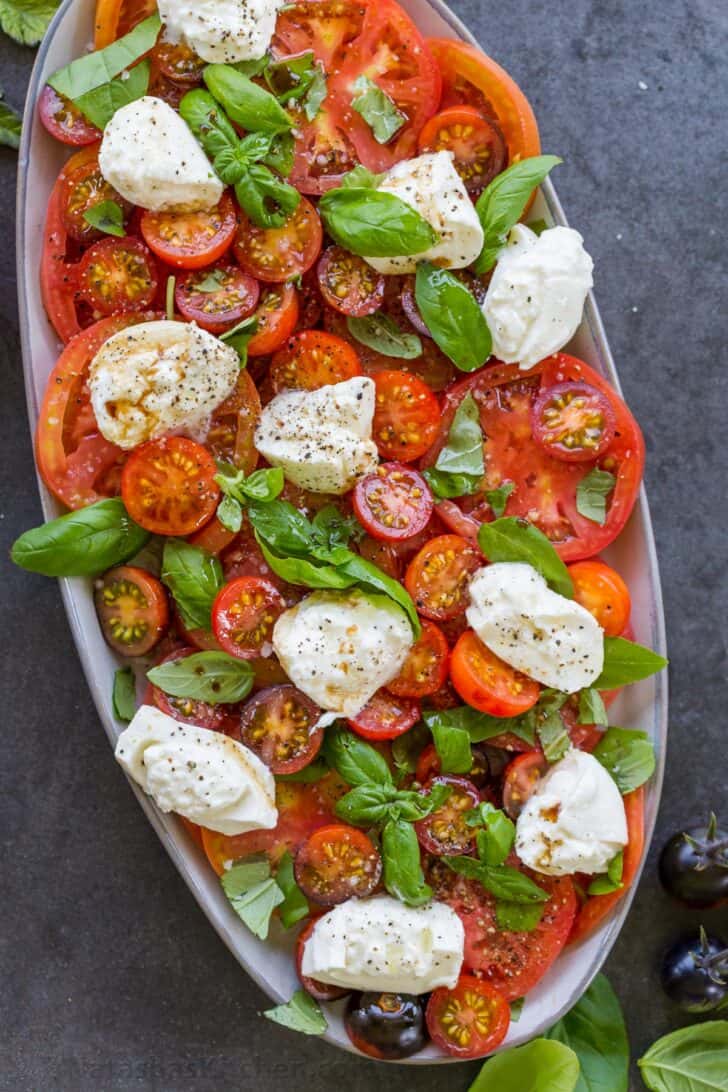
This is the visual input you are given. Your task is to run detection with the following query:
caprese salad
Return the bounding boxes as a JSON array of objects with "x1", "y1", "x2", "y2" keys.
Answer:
[{"x1": 15, "y1": 0, "x2": 668, "y2": 1061}]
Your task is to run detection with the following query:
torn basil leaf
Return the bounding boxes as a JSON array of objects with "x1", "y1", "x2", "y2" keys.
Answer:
[
  {"x1": 351, "y1": 75, "x2": 406, "y2": 144},
  {"x1": 423, "y1": 393, "x2": 484, "y2": 499}
]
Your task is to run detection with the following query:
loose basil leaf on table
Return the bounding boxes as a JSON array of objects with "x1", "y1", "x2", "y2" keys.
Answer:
[
  {"x1": 160, "y1": 539, "x2": 223, "y2": 632},
  {"x1": 477, "y1": 516, "x2": 575, "y2": 598},
  {"x1": 346, "y1": 312, "x2": 423, "y2": 359},
  {"x1": 473, "y1": 154, "x2": 563, "y2": 274},
  {"x1": 203, "y1": 64, "x2": 293, "y2": 134},
  {"x1": 72, "y1": 58, "x2": 151, "y2": 129},
  {"x1": 593, "y1": 727, "x2": 656, "y2": 793},
  {"x1": 588, "y1": 849, "x2": 624, "y2": 895},
  {"x1": 11, "y1": 497, "x2": 150, "y2": 577},
  {"x1": 351, "y1": 75, "x2": 406, "y2": 143},
  {"x1": 578, "y1": 687, "x2": 608, "y2": 726},
  {"x1": 638, "y1": 1019, "x2": 728, "y2": 1091},
  {"x1": 423, "y1": 392, "x2": 484, "y2": 499},
  {"x1": 48, "y1": 12, "x2": 161, "y2": 100},
  {"x1": 112, "y1": 666, "x2": 137, "y2": 723},
  {"x1": 468, "y1": 1038, "x2": 580, "y2": 1092},
  {"x1": 593, "y1": 636, "x2": 668, "y2": 689},
  {"x1": 576, "y1": 467, "x2": 616, "y2": 525},
  {"x1": 381, "y1": 817, "x2": 433, "y2": 907},
  {"x1": 485, "y1": 481, "x2": 515, "y2": 518},
  {"x1": 415, "y1": 262, "x2": 492, "y2": 372},
  {"x1": 0, "y1": 92, "x2": 21, "y2": 149},
  {"x1": 146, "y1": 651, "x2": 254, "y2": 704},
  {"x1": 264, "y1": 990, "x2": 328, "y2": 1035},
  {"x1": 318, "y1": 187, "x2": 438, "y2": 257},
  {"x1": 83, "y1": 199, "x2": 125, "y2": 237},
  {"x1": 545, "y1": 973, "x2": 629, "y2": 1092}
]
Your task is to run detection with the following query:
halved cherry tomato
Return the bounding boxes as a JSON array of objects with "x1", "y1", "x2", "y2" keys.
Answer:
[
  {"x1": 233, "y1": 197, "x2": 322, "y2": 283},
  {"x1": 239, "y1": 683, "x2": 322, "y2": 774},
  {"x1": 414, "y1": 775, "x2": 480, "y2": 856},
  {"x1": 175, "y1": 264, "x2": 259, "y2": 333},
  {"x1": 150, "y1": 648, "x2": 242, "y2": 736},
  {"x1": 450, "y1": 631, "x2": 541, "y2": 718},
  {"x1": 294, "y1": 824, "x2": 382, "y2": 905},
  {"x1": 61, "y1": 153, "x2": 131, "y2": 243},
  {"x1": 348, "y1": 689, "x2": 420, "y2": 741},
  {"x1": 39, "y1": 85, "x2": 101, "y2": 146},
  {"x1": 152, "y1": 31, "x2": 205, "y2": 84},
  {"x1": 269, "y1": 329, "x2": 362, "y2": 393},
  {"x1": 78, "y1": 236, "x2": 158, "y2": 315},
  {"x1": 568, "y1": 559, "x2": 631, "y2": 637},
  {"x1": 213, "y1": 577, "x2": 286, "y2": 660},
  {"x1": 140, "y1": 192, "x2": 238, "y2": 270},
  {"x1": 94, "y1": 565, "x2": 169, "y2": 656},
  {"x1": 205, "y1": 368, "x2": 262, "y2": 475},
  {"x1": 531, "y1": 382, "x2": 616, "y2": 463},
  {"x1": 502, "y1": 751, "x2": 548, "y2": 819},
  {"x1": 560, "y1": 697, "x2": 603, "y2": 753},
  {"x1": 426, "y1": 976, "x2": 510, "y2": 1058},
  {"x1": 296, "y1": 919, "x2": 350, "y2": 1001},
  {"x1": 353, "y1": 463, "x2": 433, "y2": 543},
  {"x1": 93, "y1": 0, "x2": 156, "y2": 47},
  {"x1": 316, "y1": 246, "x2": 385, "y2": 317},
  {"x1": 387, "y1": 620, "x2": 449, "y2": 698},
  {"x1": 418, "y1": 106, "x2": 507, "y2": 195},
  {"x1": 372, "y1": 370, "x2": 440, "y2": 462},
  {"x1": 404, "y1": 534, "x2": 481, "y2": 621},
  {"x1": 121, "y1": 436, "x2": 220, "y2": 535},
  {"x1": 247, "y1": 284, "x2": 300, "y2": 356}
]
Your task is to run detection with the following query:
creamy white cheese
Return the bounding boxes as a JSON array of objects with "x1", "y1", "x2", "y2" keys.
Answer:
[
  {"x1": 158, "y1": 0, "x2": 283, "y2": 64},
  {"x1": 99, "y1": 96, "x2": 223, "y2": 213},
  {"x1": 482, "y1": 224, "x2": 594, "y2": 369},
  {"x1": 362, "y1": 151, "x2": 484, "y2": 275},
  {"x1": 254, "y1": 376, "x2": 378, "y2": 494},
  {"x1": 516, "y1": 749, "x2": 628, "y2": 876},
  {"x1": 115, "y1": 706, "x2": 278, "y2": 836},
  {"x1": 272, "y1": 588, "x2": 413, "y2": 718},
  {"x1": 301, "y1": 894, "x2": 464, "y2": 993},
  {"x1": 88, "y1": 319, "x2": 240, "y2": 450},
  {"x1": 466, "y1": 562, "x2": 604, "y2": 692}
]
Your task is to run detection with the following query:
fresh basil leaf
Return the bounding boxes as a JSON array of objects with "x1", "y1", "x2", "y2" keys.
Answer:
[
  {"x1": 82, "y1": 198, "x2": 125, "y2": 237},
  {"x1": 578, "y1": 688, "x2": 608, "y2": 727},
  {"x1": 392, "y1": 722, "x2": 430, "y2": 777},
  {"x1": 264, "y1": 130, "x2": 295, "y2": 177},
  {"x1": 275, "y1": 850, "x2": 310, "y2": 929},
  {"x1": 546, "y1": 974, "x2": 629, "y2": 1092},
  {"x1": 0, "y1": 89, "x2": 21, "y2": 148},
  {"x1": 335, "y1": 783, "x2": 397, "y2": 826},
  {"x1": 538, "y1": 710, "x2": 571, "y2": 763},
  {"x1": 204, "y1": 64, "x2": 292, "y2": 134},
  {"x1": 179, "y1": 88, "x2": 238, "y2": 159},
  {"x1": 382, "y1": 817, "x2": 432, "y2": 906},
  {"x1": 217, "y1": 494, "x2": 243, "y2": 533},
  {"x1": 449, "y1": 857, "x2": 550, "y2": 904},
  {"x1": 147, "y1": 652, "x2": 254, "y2": 704},
  {"x1": 496, "y1": 900, "x2": 545, "y2": 931},
  {"x1": 340, "y1": 164, "x2": 385, "y2": 189},
  {"x1": 263, "y1": 989, "x2": 327, "y2": 1035},
  {"x1": 49, "y1": 12, "x2": 160, "y2": 99},
  {"x1": 224, "y1": 876, "x2": 283, "y2": 939},
  {"x1": 429, "y1": 718, "x2": 473, "y2": 775},
  {"x1": 258, "y1": 539, "x2": 356, "y2": 590},
  {"x1": 423, "y1": 705, "x2": 536, "y2": 748},
  {"x1": 161, "y1": 539, "x2": 223, "y2": 632},
  {"x1": 486, "y1": 481, "x2": 515, "y2": 518},
  {"x1": 351, "y1": 75, "x2": 406, "y2": 144},
  {"x1": 335, "y1": 554, "x2": 421, "y2": 638},
  {"x1": 266, "y1": 52, "x2": 327, "y2": 121},
  {"x1": 588, "y1": 850, "x2": 624, "y2": 895},
  {"x1": 72, "y1": 58, "x2": 151, "y2": 129},
  {"x1": 527, "y1": 218, "x2": 549, "y2": 236},
  {"x1": 595, "y1": 636, "x2": 667, "y2": 689},
  {"x1": 424, "y1": 393, "x2": 484, "y2": 499},
  {"x1": 576, "y1": 468, "x2": 616, "y2": 525},
  {"x1": 235, "y1": 162, "x2": 300, "y2": 229},
  {"x1": 473, "y1": 155, "x2": 562, "y2": 274},
  {"x1": 311, "y1": 505, "x2": 363, "y2": 550},
  {"x1": 215, "y1": 463, "x2": 284, "y2": 506},
  {"x1": 165, "y1": 275, "x2": 175, "y2": 321},
  {"x1": 468, "y1": 1038, "x2": 580, "y2": 1092},
  {"x1": 324, "y1": 728, "x2": 393, "y2": 788},
  {"x1": 478, "y1": 516, "x2": 574, "y2": 598},
  {"x1": 638, "y1": 1019, "x2": 728, "y2": 1091},
  {"x1": 346, "y1": 312, "x2": 423, "y2": 359},
  {"x1": 392, "y1": 782, "x2": 452, "y2": 823},
  {"x1": 415, "y1": 262, "x2": 492, "y2": 372},
  {"x1": 221, "y1": 857, "x2": 271, "y2": 895},
  {"x1": 246, "y1": 498, "x2": 316, "y2": 555},
  {"x1": 112, "y1": 666, "x2": 136, "y2": 723},
  {"x1": 318, "y1": 187, "x2": 438, "y2": 258},
  {"x1": 468, "y1": 803, "x2": 515, "y2": 867},
  {"x1": 219, "y1": 314, "x2": 258, "y2": 364},
  {"x1": 593, "y1": 727, "x2": 656, "y2": 793},
  {"x1": 276, "y1": 756, "x2": 330, "y2": 783},
  {"x1": 11, "y1": 498, "x2": 149, "y2": 577},
  {"x1": 0, "y1": 0, "x2": 59, "y2": 45}
]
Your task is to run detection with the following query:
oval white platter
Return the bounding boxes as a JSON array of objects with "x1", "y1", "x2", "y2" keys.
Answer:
[{"x1": 16, "y1": 0, "x2": 668, "y2": 1063}]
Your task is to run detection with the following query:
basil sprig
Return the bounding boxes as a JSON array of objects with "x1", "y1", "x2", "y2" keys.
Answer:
[
  {"x1": 593, "y1": 727, "x2": 656, "y2": 793},
  {"x1": 351, "y1": 75, "x2": 406, "y2": 144},
  {"x1": 160, "y1": 540, "x2": 223, "y2": 632},
  {"x1": 473, "y1": 154, "x2": 562, "y2": 274},
  {"x1": 593, "y1": 636, "x2": 668, "y2": 689},
  {"x1": 203, "y1": 64, "x2": 293, "y2": 135},
  {"x1": 11, "y1": 498, "x2": 150, "y2": 577},
  {"x1": 214, "y1": 463, "x2": 284, "y2": 533},
  {"x1": 147, "y1": 651, "x2": 254, "y2": 704},
  {"x1": 346, "y1": 312, "x2": 423, "y2": 359},
  {"x1": 415, "y1": 262, "x2": 492, "y2": 372},
  {"x1": 83, "y1": 200, "x2": 125, "y2": 237},
  {"x1": 318, "y1": 187, "x2": 438, "y2": 258},
  {"x1": 264, "y1": 990, "x2": 327, "y2": 1036},
  {"x1": 576, "y1": 467, "x2": 616, "y2": 525},
  {"x1": 477, "y1": 516, "x2": 574, "y2": 598},
  {"x1": 588, "y1": 849, "x2": 624, "y2": 895},
  {"x1": 423, "y1": 393, "x2": 484, "y2": 499}
]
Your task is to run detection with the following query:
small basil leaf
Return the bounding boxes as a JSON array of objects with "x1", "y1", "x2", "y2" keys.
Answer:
[
  {"x1": 593, "y1": 636, "x2": 668, "y2": 689},
  {"x1": 335, "y1": 783, "x2": 397, "y2": 825},
  {"x1": 415, "y1": 262, "x2": 492, "y2": 372},
  {"x1": 473, "y1": 154, "x2": 562, "y2": 274},
  {"x1": 429, "y1": 719, "x2": 473, "y2": 775},
  {"x1": 161, "y1": 539, "x2": 223, "y2": 631},
  {"x1": 351, "y1": 75, "x2": 406, "y2": 144},
  {"x1": 537, "y1": 711, "x2": 571, "y2": 763},
  {"x1": 576, "y1": 467, "x2": 616, "y2": 525},
  {"x1": 382, "y1": 817, "x2": 432, "y2": 907},
  {"x1": 448, "y1": 857, "x2": 549, "y2": 904},
  {"x1": 423, "y1": 393, "x2": 484, "y2": 499},
  {"x1": 11, "y1": 498, "x2": 150, "y2": 577},
  {"x1": 324, "y1": 728, "x2": 393, "y2": 788},
  {"x1": 495, "y1": 900, "x2": 545, "y2": 931},
  {"x1": 423, "y1": 705, "x2": 535, "y2": 748},
  {"x1": 48, "y1": 13, "x2": 161, "y2": 100},
  {"x1": 226, "y1": 876, "x2": 283, "y2": 939},
  {"x1": 318, "y1": 187, "x2": 438, "y2": 258},
  {"x1": 112, "y1": 666, "x2": 137, "y2": 723},
  {"x1": 275, "y1": 850, "x2": 310, "y2": 929},
  {"x1": 72, "y1": 58, "x2": 151, "y2": 129},
  {"x1": 221, "y1": 857, "x2": 271, "y2": 894},
  {"x1": 302, "y1": 64, "x2": 327, "y2": 121},
  {"x1": 588, "y1": 850, "x2": 624, "y2": 895},
  {"x1": 179, "y1": 88, "x2": 238, "y2": 159},
  {"x1": 467, "y1": 803, "x2": 515, "y2": 867},
  {"x1": 219, "y1": 314, "x2": 258, "y2": 364},
  {"x1": 217, "y1": 494, "x2": 243, "y2": 533},
  {"x1": 258, "y1": 539, "x2": 356, "y2": 590},
  {"x1": 0, "y1": 91, "x2": 21, "y2": 149},
  {"x1": 263, "y1": 990, "x2": 327, "y2": 1035},
  {"x1": 391, "y1": 722, "x2": 430, "y2": 777},
  {"x1": 468, "y1": 1038, "x2": 580, "y2": 1092},
  {"x1": 346, "y1": 312, "x2": 423, "y2": 359},
  {"x1": 485, "y1": 481, "x2": 515, "y2": 518},
  {"x1": 204, "y1": 63, "x2": 292, "y2": 134},
  {"x1": 146, "y1": 651, "x2": 254, "y2": 704},
  {"x1": 340, "y1": 164, "x2": 385, "y2": 190},
  {"x1": 546, "y1": 973, "x2": 629, "y2": 1092},
  {"x1": 593, "y1": 727, "x2": 656, "y2": 793},
  {"x1": 578, "y1": 687, "x2": 608, "y2": 727},
  {"x1": 235, "y1": 163, "x2": 300, "y2": 229},
  {"x1": 83, "y1": 199, "x2": 125, "y2": 237},
  {"x1": 393, "y1": 781, "x2": 452, "y2": 822},
  {"x1": 477, "y1": 516, "x2": 574, "y2": 598}
]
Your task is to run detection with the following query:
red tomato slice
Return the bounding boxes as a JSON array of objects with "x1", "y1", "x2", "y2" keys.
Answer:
[
  {"x1": 568, "y1": 559, "x2": 631, "y2": 637},
  {"x1": 372, "y1": 370, "x2": 440, "y2": 462},
  {"x1": 418, "y1": 106, "x2": 507, "y2": 195},
  {"x1": 531, "y1": 381, "x2": 617, "y2": 462},
  {"x1": 39, "y1": 85, "x2": 102, "y2": 146},
  {"x1": 78, "y1": 236, "x2": 159, "y2": 316},
  {"x1": 317, "y1": 246, "x2": 385, "y2": 317},
  {"x1": 386, "y1": 620, "x2": 449, "y2": 698},
  {"x1": 425, "y1": 355, "x2": 645, "y2": 562},
  {"x1": 348, "y1": 689, "x2": 420, "y2": 741},
  {"x1": 93, "y1": 0, "x2": 156, "y2": 47},
  {"x1": 247, "y1": 284, "x2": 300, "y2": 357},
  {"x1": 450, "y1": 631, "x2": 541, "y2": 718},
  {"x1": 140, "y1": 192, "x2": 237, "y2": 270},
  {"x1": 296, "y1": 919, "x2": 350, "y2": 1001},
  {"x1": 353, "y1": 463, "x2": 433, "y2": 543},
  {"x1": 414, "y1": 775, "x2": 480, "y2": 856},
  {"x1": 175, "y1": 264, "x2": 260, "y2": 333},
  {"x1": 239, "y1": 683, "x2": 323, "y2": 773},
  {"x1": 233, "y1": 197, "x2": 322, "y2": 283},
  {"x1": 150, "y1": 648, "x2": 242, "y2": 737},
  {"x1": 294, "y1": 824, "x2": 382, "y2": 905},
  {"x1": 94, "y1": 564, "x2": 169, "y2": 656},
  {"x1": 269, "y1": 329, "x2": 362, "y2": 393},
  {"x1": 426, "y1": 976, "x2": 510, "y2": 1059},
  {"x1": 404, "y1": 534, "x2": 482, "y2": 621},
  {"x1": 212, "y1": 577, "x2": 286, "y2": 660},
  {"x1": 205, "y1": 367, "x2": 262, "y2": 476},
  {"x1": 121, "y1": 436, "x2": 220, "y2": 536},
  {"x1": 502, "y1": 751, "x2": 548, "y2": 820}
]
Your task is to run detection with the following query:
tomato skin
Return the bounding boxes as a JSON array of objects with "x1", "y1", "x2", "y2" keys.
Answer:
[
  {"x1": 94, "y1": 565, "x2": 169, "y2": 655},
  {"x1": 531, "y1": 381, "x2": 616, "y2": 463},
  {"x1": 414, "y1": 775, "x2": 480, "y2": 856},
  {"x1": 78, "y1": 236, "x2": 159, "y2": 315},
  {"x1": 417, "y1": 106, "x2": 507, "y2": 195},
  {"x1": 39, "y1": 85, "x2": 102, "y2": 146},
  {"x1": 404, "y1": 534, "x2": 482, "y2": 621},
  {"x1": 426, "y1": 976, "x2": 510, "y2": 1058},
  {"x1": 372, "y1": 370, "x2": 440, "y2": 462},
  {"x1": 502, "y1": 751, "x2": 548, "y2": 820},
  {"x1": 233, "y1": 197, "x2": 322, "y2": 283},
  {"x1": 450, "y1": 630, "x2": 541, "y2": 718},
  {"x1": 296, "y1": 919, "x2": 350, "y2": 1001},
  {"x1": 317, "y1": 246, "x2": 385, "y2": 317},
  {"x1": 175, "y1": 264, "x2": 260, "y2": 333},
  {"x1": 41, "y1": 149, "x2": 89, "y2": 343},
  {"x1": 121, "y1": 436, "x2": 220, "y2": 536},
  {"x1": 348, "y1": 690, "x2": 420, "y2": 741},
  {"x1": 269, "y1": 329, "x2": 362, "y2": 393},
  {"x1": 140, "y1": 192, "x2": 238, "y2": 270},
  {"x1": 239, "y1": 684, "x2": 323, "y2": 774},
  {"x1": 568, "y1": 559, "x2": 631, "y2": 637},
  {"x1": 294, "y1": 824, "x2": 382, "y2": 905},
  {"x1": 247, "y1": 284, "x2": 300, "y2": 357},
  {"x1": 387, "y1": 620, "x2": 449, "y2": 698},
  {"x1": 212, "y1": 577, "x2": 286, "y2": 660},
  {"x1": 353, "y1": 463, "x2": 433, "y2": 544}
]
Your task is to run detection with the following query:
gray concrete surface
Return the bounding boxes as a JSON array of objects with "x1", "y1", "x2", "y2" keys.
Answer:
[{"x1": 1, "y1": 1, "x2": 727, "y2": 1088}]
